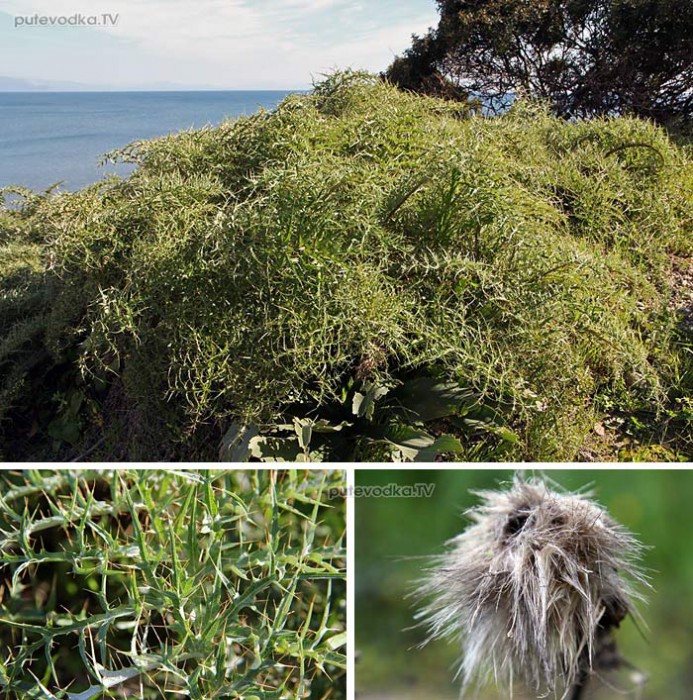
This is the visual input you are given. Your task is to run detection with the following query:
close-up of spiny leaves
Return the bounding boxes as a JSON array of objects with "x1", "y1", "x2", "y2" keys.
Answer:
[{"x1": 0, "y1": 469, "x2": 346, "y2": 699}]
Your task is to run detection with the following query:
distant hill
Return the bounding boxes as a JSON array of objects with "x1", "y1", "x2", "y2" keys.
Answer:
[
  {"x1": 0, "y1": 76, "x2": 91, "y2": 91},
  {"x1": 0, "y1": 75, "x2": 243, "y2": 92}
]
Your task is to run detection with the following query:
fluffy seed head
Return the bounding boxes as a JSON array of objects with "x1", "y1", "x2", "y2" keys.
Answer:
[{"x1": 415, "y1": 476, "x2": 648, "y2": 698}]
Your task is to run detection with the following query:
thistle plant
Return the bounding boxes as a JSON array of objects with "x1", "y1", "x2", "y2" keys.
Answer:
[
  {"x1": 415, "y1": 476, "x2": 649, "y2": 699},
  {"x1": 0, "y1": 469, "x2": 346, "y2": 699},
  {"x1": 3, "y1": 72, "x2": 693, "y2": 461}
]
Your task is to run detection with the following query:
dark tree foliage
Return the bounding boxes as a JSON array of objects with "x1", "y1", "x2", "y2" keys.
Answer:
[{"x1": 386, "y1": 0, "x2": 693, "y2": 125}]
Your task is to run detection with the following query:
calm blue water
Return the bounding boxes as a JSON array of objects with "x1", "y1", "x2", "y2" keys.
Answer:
[{"x1": 0, "y1": 91, "x2": 292, "y2": 192}]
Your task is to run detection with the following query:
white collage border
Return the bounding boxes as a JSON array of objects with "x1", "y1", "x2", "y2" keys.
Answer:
[{"x1": 1, "y1": 461, "x2": 691, "y2": 700}]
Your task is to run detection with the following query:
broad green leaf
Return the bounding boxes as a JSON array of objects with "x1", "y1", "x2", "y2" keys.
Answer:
[
  {"x1": 311, "y1": 419, "x2": 351, "y2": 433},
  {"x1": 293, "y1": 417, "x2": 313, "y2": 450},
  {"x1": 352, "y1": 383, "x2": 389, "y2": 420},
  {"x1": 414, "y1": 434, "x2": 465, "y2": 461},
  {"x1": 393, "y1": 377, "x2": 476, "y2": 421},
  {"x1": 219, "y1": 424, "x2": 258, "y2": 461},
  {"x1": 249, "y1": 436, "x2": 303, "y2": 462}
]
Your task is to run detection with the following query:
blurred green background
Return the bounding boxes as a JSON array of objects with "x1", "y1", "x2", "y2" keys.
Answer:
[{"x1": 355, "y1": 470, "x2": 693, "y2": 700}]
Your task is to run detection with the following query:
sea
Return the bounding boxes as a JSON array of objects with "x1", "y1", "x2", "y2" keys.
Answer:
[{"x1": 0, "y1": 91, "x2": 293, "y2": 193}]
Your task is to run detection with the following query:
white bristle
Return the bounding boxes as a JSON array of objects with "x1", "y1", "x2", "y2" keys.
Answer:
[{"x1": 415, "y1": 476, "x2": 649, "y2": 698}]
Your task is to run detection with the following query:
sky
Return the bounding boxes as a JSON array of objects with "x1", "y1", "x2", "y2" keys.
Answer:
[{"x1": 0, "y1": 0, "x2": 439, "y2": 89}]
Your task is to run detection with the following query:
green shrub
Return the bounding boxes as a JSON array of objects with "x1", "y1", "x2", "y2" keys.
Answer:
[
  {"x1": 1, "y1": 71, "x2": 692, "y2": 460},
  {"x1": 0, "y1": 469, "x2": 346, "y2": 698}
]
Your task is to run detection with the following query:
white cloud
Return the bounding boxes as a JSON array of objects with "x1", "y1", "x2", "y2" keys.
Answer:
[
  {"x1": 3, "y1": 0, "x2": 438, "y2": 88},
  {"x1": 268, "y1": 0, "x2": 345, "y2": 11}
]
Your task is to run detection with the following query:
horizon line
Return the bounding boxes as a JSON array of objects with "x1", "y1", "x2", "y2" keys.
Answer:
[{"x1": 0, "y1": 87, "x2": 308, "y2": 94}]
